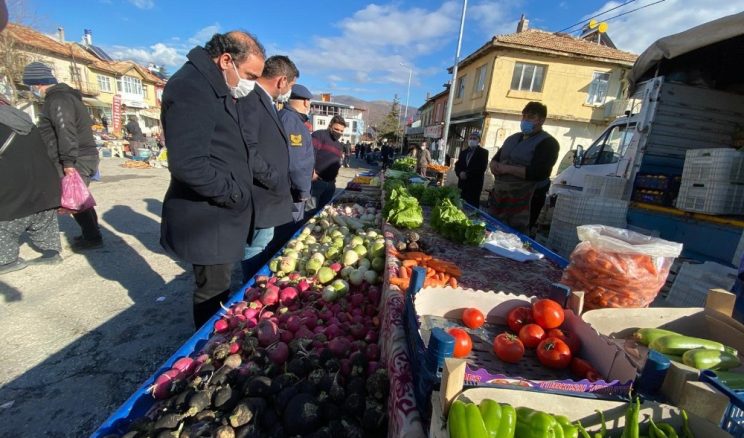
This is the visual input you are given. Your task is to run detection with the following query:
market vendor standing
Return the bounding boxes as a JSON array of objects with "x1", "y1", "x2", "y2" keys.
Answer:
[
  {"x1": 454, "y1": 131, "x2": 489, "y2": 207},
  {"x1": 311, "y1": 115, "x2": 346, "y2": 212},
  {"x1": 159, "y1": 31, "x2": 265, "y2": 328},
  {"x1": 488, "y1": 101, "x2": 559, "y2": 234}
]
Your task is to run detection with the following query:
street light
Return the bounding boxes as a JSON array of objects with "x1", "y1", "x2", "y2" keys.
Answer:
[
  {"x1": 400, "y1": 62, "x2": 413, "y2": 145},
  {"x1": 442, "y1": 0, "x2": 468, "y2": 160}
]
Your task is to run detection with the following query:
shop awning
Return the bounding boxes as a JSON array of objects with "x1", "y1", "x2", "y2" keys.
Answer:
[
  {"x1": 140, "y1": 109, "x2": 161, "y2": 120},
  {"x1": 82, "y1": 97, "x2": 109, "y2": 108},
  {"x1": 449, "y1": 115, "x2": 483, "y2": 125}
]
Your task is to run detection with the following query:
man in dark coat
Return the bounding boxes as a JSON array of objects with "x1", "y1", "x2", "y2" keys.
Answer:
[
  {"x1": 125, "y1": 116, "x2": 146, "y2": 157},
  {"x1": 23, "y1": 61, "x2": 102, "y2": 250},
  {"x1": 279, "y1": 84, "x2": 314, "y2": 222},
  {"x1": 311, "y1": 115, "x2": 346, "y2": 211},
  {"x1": 0, "y1": 94, "x2": 62, "y2": 274},
  {"x1": 455, "y1": 130, "x2": 489, "y2": 208},
  {"x1": 238, "y1": 55, "x2": 297, "y2": 283},
  {"x1": 160, "y1": 31, "x2": 265, "y2": 328}
]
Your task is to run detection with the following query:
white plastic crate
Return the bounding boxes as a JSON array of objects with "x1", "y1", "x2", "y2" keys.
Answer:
[
  {"x1": 665, "y1": 261, "x2": 739, "y2": 307},
  {"x1": 553, "y1": 194, "x2": 628, "y2": 227},
  {"x1": 682, "y1": 148, "x2": 744, "y2": 183},
  {"x1": 676, "y1": 180, "x2": 744, "y2": 215},
  {"x1": 583, "y1": 175, "x2": 627, "y2": 199}
]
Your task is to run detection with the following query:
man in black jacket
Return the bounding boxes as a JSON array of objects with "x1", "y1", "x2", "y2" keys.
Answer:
[
  {"x1": 23, "y1": 61, "x2": 103, "y2": 250},
  {"x1": 238, "y1": 56, "x2": 297, "y2": 283},
  {"x1": 160, "y1": 31, "x2": 265, "y2": 328},
  {"x1": 311, "y1": 115, "x2": 346, "y2": 211},
  {"x1": 455, "y1": 131, "x2": 489, "y2": 208},
  {"x1": 0, "y1": 94, "x2": 62, "y2": 275}
]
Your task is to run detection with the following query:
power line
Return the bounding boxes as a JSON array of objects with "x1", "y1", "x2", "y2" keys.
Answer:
[
  {"x1": 596, "y1": 0, "x2": 667, "y2": 25},
  {"x1": 556, "y1": 0, "x2": 638, "y2": 34}
]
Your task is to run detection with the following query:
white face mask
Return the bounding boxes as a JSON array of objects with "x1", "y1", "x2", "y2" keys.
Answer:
[
  {"x1": 468, "y1": 139, "x2": 479, "y2": 147},
  {"x1": 276, "y1": 89, "x2": 292, "y2": 103},
  {"x1": 225, "y1": 62, "x2": 255, "y2": 98}
]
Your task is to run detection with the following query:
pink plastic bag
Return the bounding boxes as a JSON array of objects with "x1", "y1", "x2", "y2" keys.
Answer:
[{"x1": 60, "y1": 169, "x2": 96, "y2": 213}]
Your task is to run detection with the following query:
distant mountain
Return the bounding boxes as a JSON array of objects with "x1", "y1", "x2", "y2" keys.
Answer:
[{"x1": 312, "y1": 94, "x2": 417, "y2": 131}]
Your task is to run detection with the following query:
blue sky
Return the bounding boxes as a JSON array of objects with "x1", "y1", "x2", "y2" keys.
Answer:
[{"x1": 18, "y1": 0, "x2": 744, "y2": 107}]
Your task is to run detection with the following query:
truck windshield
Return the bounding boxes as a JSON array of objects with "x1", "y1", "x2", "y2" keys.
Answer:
[{"x1": 582, "y1": 123, "x2": 635, "y2": 165}]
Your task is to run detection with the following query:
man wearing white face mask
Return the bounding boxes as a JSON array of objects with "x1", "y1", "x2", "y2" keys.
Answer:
[
  {"x1": 160, "y1": 31, "x2": 266, "y2": 329},
  {"x1": 238, "y1": 55, "x2": 298, "y2": 283},
  {"x1": 455, "y1": 131, "x2": 489, "y2": 207}
]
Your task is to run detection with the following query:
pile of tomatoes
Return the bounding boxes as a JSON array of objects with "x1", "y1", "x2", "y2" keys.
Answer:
[{"x1": 446, "y1": 299, "x2": 602, "y2": 381}]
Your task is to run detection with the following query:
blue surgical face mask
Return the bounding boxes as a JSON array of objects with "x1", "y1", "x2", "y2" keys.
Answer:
[{"x1": 520, "y1": 119, "x2": 535, "y2": 134}]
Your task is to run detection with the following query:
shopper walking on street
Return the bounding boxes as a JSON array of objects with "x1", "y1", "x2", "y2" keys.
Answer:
[
  {"x1": 416, "y1": 141, "x2": 432, "y2": 177},
  {"x1": 0, "y1": 93, "x2": 62, "y2": 275},
  {"x1": 342, "y1": 141, "x2": 351, "y2": 167},
  {"x1": 125, "y1": 116, "x2": 146, "y2": 157},
  {"x1": 160, "y1": 31, "x2": 265, "y2": 328},
  {"x1": 455, "y1": 131, "x2": 489, "y2": 208},
  {"x1": 311, "y1": 115, "x2": 346, "y2": 211},
  {"x1": 488, "y1": 102, "x2": 559, "y2": 233},
  {"x1": 239, "y1": 55, "x2": 298, "y2": 283},
  {"x1": 23, "y1": 61, "x2": 103, "y2": 251}
]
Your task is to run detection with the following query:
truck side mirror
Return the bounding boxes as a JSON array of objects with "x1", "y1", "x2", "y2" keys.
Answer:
[{"x1": 573, "y1": 145, "x2": 584, "y2": 168}]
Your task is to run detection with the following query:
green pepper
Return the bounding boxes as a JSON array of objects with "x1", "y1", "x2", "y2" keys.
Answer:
[
  {"x1": 594, "y1": 410, "x2": 608, "y2": 438},
  {"x1": 656, "y1": 423, "x2": 678, "y2": 438},
  {"x1": 448, "y1": 400, "x2": 488, "y2": 438},
  {"x1": 516, "y1": 408, "x2": 562, "y2": 438},
  {"x1": 576, "y1": 420, "x2": 592, "y2": 438},
  {"x1": 498, "y1": 404, "x2": 517, "y2": 438},
  {"x1": 680, "y1": 410, "x2": 694, "y2": 438},
  {"x1": 623, "y1": 398, "x2": 640, "y2": 438},
  {"x1": 479, "y1": 399, "x2": 502, "y2": 438},
  {"x1": 649, "y1": 417, "x2": 667, "y2": 438},
  {"x1": 555, "y1": 415, "x2": 578, "y2": 438}
]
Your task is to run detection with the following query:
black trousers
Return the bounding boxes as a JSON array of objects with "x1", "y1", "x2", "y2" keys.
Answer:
[
  {"x1": 192, "y1": 263, "x2": 233, "y2": 329},
  {"x1": 530, "y1": 185, "x2": 550, "y2": 230},
  {"x1": 73, "y1": 156, "x2": 102, "y2": 241}
]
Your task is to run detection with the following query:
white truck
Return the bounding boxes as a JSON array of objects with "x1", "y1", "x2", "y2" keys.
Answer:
[{"x1": 548, "y1": 11, "x2": 744, "y2": 267}]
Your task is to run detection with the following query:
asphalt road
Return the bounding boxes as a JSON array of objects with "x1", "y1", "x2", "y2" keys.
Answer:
[{"x1": 0, "y1": 156, "x2": 370, "y2": 437}]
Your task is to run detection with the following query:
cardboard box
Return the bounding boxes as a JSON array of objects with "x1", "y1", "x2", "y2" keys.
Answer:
[
  {"x1": 413, "y1": 287, "x2": 636, "y2": 395},
  {"x1": 429, "y1": 360, "x2": 731, "y2": 438}
]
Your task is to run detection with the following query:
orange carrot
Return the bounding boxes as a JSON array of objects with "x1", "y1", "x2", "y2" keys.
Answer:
[
  {"x1": 402, "y1": 259, "x2": 418, "y2": 267},
  {"x1": 448, "y1": 277, "x2": 458, "y2": 288}
]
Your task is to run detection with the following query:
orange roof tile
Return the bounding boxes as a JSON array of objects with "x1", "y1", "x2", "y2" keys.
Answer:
[
  {"x1": 493, "y1": 29, "x2": 637, "y2": 63},
  {"x1": 5, "y1": 23, "x2": 98, "y2": 63}
]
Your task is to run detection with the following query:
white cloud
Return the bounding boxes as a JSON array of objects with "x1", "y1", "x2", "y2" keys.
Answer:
[
  {"x1": 109, "y1": 42, "x2": 185, "y2": 68},
  {"x1": 188, "y1": 23, "x2": 221, "y2": 46},
  {"x1": 468, "y1": 0, "x2": 525, "y2": 36},
  {"x1": 128, "y1": 0, "x2": 154, "y2": 9},
  {"x1": 584, "y1": 0, "x2": 744, "y2": 53}
]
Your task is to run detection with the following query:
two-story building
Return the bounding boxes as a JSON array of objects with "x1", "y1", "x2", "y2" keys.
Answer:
[
  {"x1": 310, "y1": 95, "x2": 366, "y2": 144},
  {"x1": 445, "y1": 16, "x2": 637, "y2": 173},
  {"x1": 416, "y1": 88, "x2": 450, "y2": 161}
]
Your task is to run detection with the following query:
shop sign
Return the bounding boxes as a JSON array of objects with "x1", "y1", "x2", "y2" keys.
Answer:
[
  {"x1": 112, "y1": 94, "x2": 122, "y2": 135},
  {"x1": 424, "y1": 124, "x2": 443, "y2": 138}
]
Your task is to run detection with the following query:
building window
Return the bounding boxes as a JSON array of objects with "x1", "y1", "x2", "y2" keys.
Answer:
[
  {"x1": 474, "y1": 64, "x2": 487, "y2": 93},
  {"x1": 97, "y1": 75, "x2": 112, "y2": 93},
  {"x1": 510, "y1": 62, "x2": 546, "y2": 92},
  {"x1": 143, "y1": 84, "x2": 149, "y2": 99},
  {"x1": 352, "y1": 121, "x2": 357, "y2": 131},
  {"x1": 436, "y1": 103, "x2": 443, "y2": 122},
  {"x1": 318, "y1": 119, "x2": 326, "y2": 126},
  {"x1": 118, "y1": 76, "x2": 144, "y2": 97},
  {"x1": 587, "y1": 71, "x2": 611, "y2": 105},
  {"x1": 455, "y1": 75, "x2": 466, "y2": 98}
]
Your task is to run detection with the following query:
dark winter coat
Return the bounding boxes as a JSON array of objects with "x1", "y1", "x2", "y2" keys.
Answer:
[
  {"x1": 238, "y1": 87, "x2": 293, "y2": 229},
  {"x1": 278, "y1": 105, "x2": 314, "y2": 201},
  {"x1": 160, "y1": 46, "x2": 254, "y2": 265},
  {"x1": 37, "y1": 83, "x2": 98, "y2": 174},
  {"x1": 454, "y1": 145, "x2": 489, "y2": 205},
  {"x1": 312, "y1": 129, "x2": 344, "y2": 182},
  {"x1": 0, "y1": 108, "x2": 61, "y2": 221}
]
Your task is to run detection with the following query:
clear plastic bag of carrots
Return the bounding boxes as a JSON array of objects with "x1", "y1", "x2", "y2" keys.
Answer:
[{"x1": 560, "y1": 225, "x2": 683, "y2": 310}]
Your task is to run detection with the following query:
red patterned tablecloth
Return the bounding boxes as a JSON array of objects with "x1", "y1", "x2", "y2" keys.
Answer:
[{"x1": 381, "y1": 216, "x2": 565, "y2": 437}]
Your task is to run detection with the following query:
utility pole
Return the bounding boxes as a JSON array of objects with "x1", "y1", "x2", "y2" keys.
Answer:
[
  {"x1": 401, "y1": 62, "x2": 413, "y2": 145},
  {"x1": 442, "y1": 0, "x2": 468, "y2": 159}
]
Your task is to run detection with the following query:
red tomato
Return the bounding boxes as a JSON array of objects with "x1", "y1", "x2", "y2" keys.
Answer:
[
  {"x1": 518, "y1": 323, "x2": 546, "y2": 349},
  {"x1": 493, "y1": 333, "x2": 525, "y2": 364},
  {"x1": 570, "y1": 357, "x2": 595, "y2": 379},
  {"x1": 546, "y1": 328, "x2": 582, "y2": 354},
  {"x1": 532, "y1": 299, "x2": 565, "y2": 329},
  {"x1": 536, "y1": 337, "x2": 572, "y2": 369},
  {"x1": 448, "y1": 328, "x2": 473, "y2": 358},
  {"x1": 462, "y1": 308, "x2": 485, "y2": 329},
  {"x1": 506, "y1": 306, "x2": 533, "y2": 333}
]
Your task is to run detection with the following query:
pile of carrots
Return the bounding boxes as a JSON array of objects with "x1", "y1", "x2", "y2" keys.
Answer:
[
  {"x1": 426, "y1": 164, "x2": 449, "y2": 173},
  {"x1": 388, "y1": 248, "x2": 461, "y2": 290}
]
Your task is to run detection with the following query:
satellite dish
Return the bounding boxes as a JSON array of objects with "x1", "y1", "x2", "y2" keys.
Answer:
[
  {"x1": 598, "y1": 22, "x2": 608, "y2": 33},
  {"x1": 588, "y1": 19, "x2": 598, "y2": 29}
]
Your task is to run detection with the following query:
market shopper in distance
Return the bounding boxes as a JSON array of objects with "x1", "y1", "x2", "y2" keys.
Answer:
[
  {"x1": 239, "y1": 55, "x2": 298, "y2": 283},
  {"x1": 160, "y1": 31, "x2": 265, "y2": 328},
  {"x1": 455, "y1": 131, "x2": 489, "y2": 208},
  {"x1": 311, "y1": 115, "x2": 347, "y2": 212},
  {"x1": 125, "y1": 116, "x2": 146, "y2": 157},
  {"x1": 489, "y1": 101, "x2": 559, "y2": 234},
  {"x1": 0, "y1": 93, "x2": 63, "y2": 275},
  {"x1": 23, "y1": 61, "x2": 103, "y2": 251},
  {"x1": 416, "y1": 141, "x2": 432, "y2": 177}
]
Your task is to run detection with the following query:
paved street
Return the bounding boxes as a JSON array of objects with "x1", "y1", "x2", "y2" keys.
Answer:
[{"x1": 0, "y1": 156, "x2": 372, "y2": 437}]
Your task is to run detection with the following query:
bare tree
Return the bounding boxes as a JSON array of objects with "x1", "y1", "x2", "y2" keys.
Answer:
[{"x1": 0, "y1": 0, "x2": 41, "y2": 104}]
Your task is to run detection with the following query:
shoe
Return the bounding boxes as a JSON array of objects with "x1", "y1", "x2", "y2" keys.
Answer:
[
  {"x1": 0, "y1": 259, "x2": 27, "y2": 275},
  {"x1": 28, "y1": 253, "x2": 63, "y2": 265},
  {"x1": 70, "y1": 237, "x2": 104, "y2": 252}
]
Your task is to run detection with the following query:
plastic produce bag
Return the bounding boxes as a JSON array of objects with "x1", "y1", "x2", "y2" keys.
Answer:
[
  {"x1": 561, "y1": 225, "x2": 683, "y2": 309},
  {"x1": 60, "y1": 169, "x2": 96, "y2": 213}
]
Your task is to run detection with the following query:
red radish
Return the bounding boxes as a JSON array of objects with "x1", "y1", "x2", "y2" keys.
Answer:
[
  {"x1": 261, "y1": 284, "x2": 280, "y2": 306},
  {"x1": 303, "y1": 317, "x2": 317, "y2": 330},
  {"x1": 350, "y1": 294, "x2": 364, "y2": 307},
  {"x1": 313, "y1": 325, "x2": 325, "y2": 335},
  {"x1": 233, "y1": 301, "x2": 248, "y2": 313},
  {"x1": 279, "y1": 287, "x2": 299, "y2": 305},
  {"x1": 351, "y1": 340, "x2": 367, "y2": 352},
  {"x1": 280, "y1": 329, "x2": 294, "y2": 343},
  {"x1": 259, "y1": 311, "x2": 274, "y2": 320},
  {"x1": 329, "y1": 337, "x2": 351, "y2": 358},
  {"x1": 350, "y1": 324, "x2": 366, "y2": 340},
  {"x1": 340, "y1": 358, "x2": 352, "y2": 376},
  {"x1": 245, "y1": 318, "x2": 257, "y2": 329},
  {"x1": 288, "y1": 271, "x2": 301, "y2": 281},
  {"x1": 257, "y1": 319, "x2": 280, "y2": 347},
  {"x1": 267, "y1": 341, "x2": 289, "y2": 364},
  {"x1": 312, "y1": 340, "x2": 323, "y2": 349},
  {"x1": 325, "y1": 324, "x2": 341, "y2": 340},
  {"x1": 366, "y1": 343, "x2": 380, "y2": 361},
  {"x1": 214, "y1": 318, "x2": 229, "y2": 334},
  {"x1": 297, "y1": 279, "x2": 311, "y2": 293},
  {"x1": 268, "y1": 277, "x2": 277, "y2": 284},
  {"x1": 367, "y1": 361, "x2": 380, "y2": 375},
  {"x1": 171, "y1": 357, "x2": 197, "y2": 378},
  {"x1": 194, "y1": 353, "x2": 210, "y2": 365},
  {"x1": 364, "y1": 331, "x2": 379, "y2": 344},
  {"x1": 255, "y1": 275, "x2": 270, "y2": 284},
  {"x1": 365, "y1": 305, "x2": 377, "y2": 317},
  {"x1": 242, "y1": 307, "x2": 259, "y2": 319},
  {"x1": 229, "y1": 342, "x2": 241, "y2": 354},
  {"x1": 330, "y1": 262, "x2": 342, "y2": 272},
  {"x1": 372, "y1": 316, "x2": 381, "y2": 327},
  {"x1": 286, "y1": 316, "x2": 302, "y2": 333},
  {"x1": 244, "y1": 287, "x2": 261, "y2": 302},
  {"x1": 368, "y1": 287, "x2": 381, "y2": 306},
  {"x1": 319, "y1": 308, "x2": 333, "y2": 321},
  {"x1": 229, "y1": 314, "x2": 247, "y2": 329},
  {"x1": 249, "y1": 300, "x2": 263, "y2": 310},
  {"x1": 150, "y1": 369, "x2": 181, "y2": 399},
  {"x1": 295, "y1": 326, "x2": 314, "y2": 339}
]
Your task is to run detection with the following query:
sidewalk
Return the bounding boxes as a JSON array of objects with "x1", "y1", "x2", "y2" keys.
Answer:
[{"x1": 0, "y1": 157, "x2": 377, "y2": 437}]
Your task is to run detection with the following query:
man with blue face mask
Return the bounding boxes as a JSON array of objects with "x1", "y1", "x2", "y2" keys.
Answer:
[
  {"x1": 160, "y1": 31, "x2": 266, "y2": 329},
  {"x1": 488, "y1": 101, "x2": 559, "y2": 234}
]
